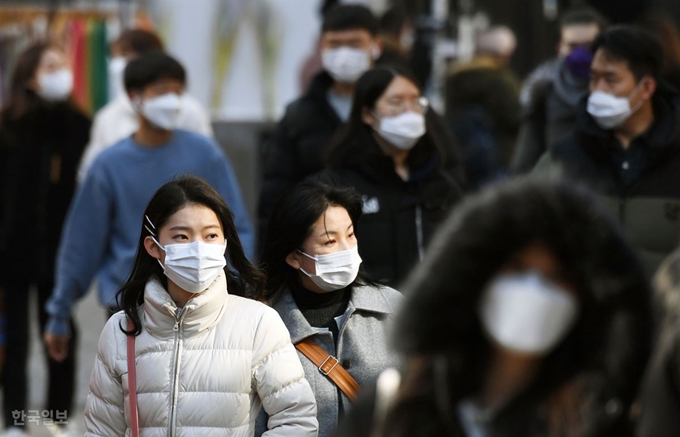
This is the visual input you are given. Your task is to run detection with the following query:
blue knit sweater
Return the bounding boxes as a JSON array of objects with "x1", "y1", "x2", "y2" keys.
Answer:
[{"x1": 46, "y1": 130, "x2": 253, "y2": 335}]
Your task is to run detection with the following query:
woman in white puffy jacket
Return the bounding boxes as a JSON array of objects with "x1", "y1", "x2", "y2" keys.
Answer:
[{"x1": 84, "y1": 175, "x2": 318, "y2": 437}]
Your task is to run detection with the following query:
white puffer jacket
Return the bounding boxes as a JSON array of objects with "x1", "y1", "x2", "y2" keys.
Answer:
[{"x1": 84, "y1": 271, "x2": 318, "y2": 437}]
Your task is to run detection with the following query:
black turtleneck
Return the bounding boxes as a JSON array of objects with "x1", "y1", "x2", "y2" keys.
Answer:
[{"x1": 292, "y1": 282, "x2": 351, "y2": 342}]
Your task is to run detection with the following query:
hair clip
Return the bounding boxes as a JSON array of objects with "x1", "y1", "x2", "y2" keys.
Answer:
[{"x1": 144, "y1": 215, "x2": 156, "y2": 236}]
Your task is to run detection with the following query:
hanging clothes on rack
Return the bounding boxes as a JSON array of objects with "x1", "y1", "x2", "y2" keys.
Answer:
[
  {"x1": 70, "y1": 18, "x2": 88, "y2": 112},
  {"x1": 90, "y1": 19, "x2": 108, "y2": 112},
  {"x1": 0, "y1": 6, "x2": 119, "y2": 113}
]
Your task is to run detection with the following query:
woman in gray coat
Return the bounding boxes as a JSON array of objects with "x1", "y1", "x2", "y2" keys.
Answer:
[{"x1": 254, "y1": 181, "x2": 403, "y2": 437}]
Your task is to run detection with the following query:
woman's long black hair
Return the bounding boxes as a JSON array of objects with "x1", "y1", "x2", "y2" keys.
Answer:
[
  {"x1": 325, "y1": 66, "x2": 464, "y2": 185},
  {"x1": 117, "y1": 175, "x2": 265, "y2": 336},
  {"x1": 384, "y1": 175, "x2": 652, "y2": 437},
  {"x1": 257, "y1": 180, "x2": 375, "y2": 304},
  {"x1": 0, "y1": 42, "x2": 74, "y2": 123}
]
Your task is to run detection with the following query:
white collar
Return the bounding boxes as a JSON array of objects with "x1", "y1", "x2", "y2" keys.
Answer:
[{"x1": 142, "y1": 270, "x2": 229, "y2": 338}]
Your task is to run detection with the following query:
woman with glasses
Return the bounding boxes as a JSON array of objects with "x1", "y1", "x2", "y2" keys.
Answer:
[{"x1": 318, "y1": 66, "x2": 465, "y2": 287}]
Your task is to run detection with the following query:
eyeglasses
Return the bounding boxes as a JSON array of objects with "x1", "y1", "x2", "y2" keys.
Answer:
[{"x1": 379, "y1": 96, "x2": 429, "y2": 116}]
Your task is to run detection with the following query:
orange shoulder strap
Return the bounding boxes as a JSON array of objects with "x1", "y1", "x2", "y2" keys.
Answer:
[{"x1": 295, "y1": 337, "x2": 360, "y2": 402}]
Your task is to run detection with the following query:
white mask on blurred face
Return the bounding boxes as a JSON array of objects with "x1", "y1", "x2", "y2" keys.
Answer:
[
  {"x1": 478, "y1": 271, "x2": 579, "y2": 355},
  {"x1": 322, "y1": 46, "x2": 374, "y2": 83},
  {"x1": 587, "y1": 82, "x2": 644, "y2": 130},
  {"x1": 135, "y1": 93, "x2": 182, "y2": 131},
  {"x1": 36, "y1": 69, "x2": 73, "y2": 102},
  {"x1": 372, "y1": 111, "x2": 426, "y2": 150}
]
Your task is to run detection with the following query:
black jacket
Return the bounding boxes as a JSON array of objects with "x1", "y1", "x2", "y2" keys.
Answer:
[
  {"x1": 316, "y1": 128, "x2": 463, "y2": 288},
  {"x1": 0, "y1": 100, "x2": 90, "y2": 284},
  {"x1": 512, "y1": 60, "x2": 589, "y2": 174},
  {"x1": 535, "y1": 91, "x2": 680, "y2": 278},
  {"x1": 257, "y1": 72, "x2": 343, "y2": 252},
  {"x1": 445, "y1": 58, "x2": 521, "y2": 188}
]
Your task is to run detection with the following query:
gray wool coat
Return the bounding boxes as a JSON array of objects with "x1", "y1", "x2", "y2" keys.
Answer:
[{"x1": 254, "y1": 283, "x2": 403, "y2": 437}]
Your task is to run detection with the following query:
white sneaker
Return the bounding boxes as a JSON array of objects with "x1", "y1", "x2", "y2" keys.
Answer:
[{"x1": 0, "y1": 428, "x2": 30, "y2": 437}]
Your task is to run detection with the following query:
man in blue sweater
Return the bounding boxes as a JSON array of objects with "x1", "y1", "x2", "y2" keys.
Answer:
[{"x1": 44, "y1": 52, "x2": 254, "y2": 361}]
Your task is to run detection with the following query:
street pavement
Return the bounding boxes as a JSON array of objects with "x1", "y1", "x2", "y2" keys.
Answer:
[{"x1": 0, "y1": 287, "x2": 105, "y2": 436}]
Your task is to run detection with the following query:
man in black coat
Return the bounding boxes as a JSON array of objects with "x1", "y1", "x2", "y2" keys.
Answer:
[
  {"x1": 512, "y1": 7, "x2": 606, "y2": 173},
  {"x1": 257, "y1": 4, "x2": 381, "y2": 252},
  {"x1": 534, "y1": 25, "x2": 680, "y2": 279}
]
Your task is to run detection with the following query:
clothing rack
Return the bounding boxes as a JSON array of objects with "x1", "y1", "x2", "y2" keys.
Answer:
[{"x1": 0, "y1": 4, "x2": 126, "y2": 113}]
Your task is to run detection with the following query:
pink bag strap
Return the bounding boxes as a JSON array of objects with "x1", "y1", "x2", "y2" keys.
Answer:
[{"x1": 127, "y1": 318, "x2": 140, "y2": 437}]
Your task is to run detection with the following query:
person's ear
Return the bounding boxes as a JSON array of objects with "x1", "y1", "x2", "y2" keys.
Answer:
[
  {"x1": 144, "y1": 236, "x2": 161, "y2": 260},
  {"x1": 371, "y1": 39, "x2": 383, "y2": 61},
  {"x1": 640, "y1": 76, "x2": 657, "y2": 101},
  {"x1": 128, "y1": 89, "x2": 141, "y2": 105},
  {"x1": 362, "y1": 107, "x2": 378, "y2": 126},
  {"x1": 557, "y1": 37, "x2": 572, "y2": 57},
  {"x1": 285, "y1": 251, "x2": 302, "y2": 270}
]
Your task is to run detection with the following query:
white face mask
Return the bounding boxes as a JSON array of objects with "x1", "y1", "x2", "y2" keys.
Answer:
[
  {"x1": 153, "y1": 237, "x2": 227, "y2": 294},
  {"x1": 135, "y1": 92, "x2": 182, "y2": 131},
  {"x1": 108, "y1": 57, "x2": 127, "y2": 99},
  {"x1": 298, "y1": 245, "x2": 362, "y2": 292},
  {"x1": 586, "y1": 82, "x2": 644, "y2": 130},
  {"x1": 478, "y1": 271, "x2": 579, "y2": 355},
  {"x1": 322, "y1": 47, "x2": 373, "y2": 84},
  {"x1": 373, "y1": 111, "x2": 426, "y2": 150},
  {"x1": 36, "y1": 69, "x2": 73, "y2": 102}
]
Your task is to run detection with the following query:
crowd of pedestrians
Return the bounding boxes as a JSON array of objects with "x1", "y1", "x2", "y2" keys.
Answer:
[{"x1": 1, "y1": 2, "x2": 680, "y2": 437}]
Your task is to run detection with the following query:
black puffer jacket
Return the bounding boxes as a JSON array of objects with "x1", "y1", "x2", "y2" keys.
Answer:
[
  {"x1": 0, "y1": 100, "x2": 90, "y2": 284},
  {"x1": 316, "y1": 128, "x2": 463, "y2": 288},
  {"x1": 534, "y1": 90, "x2": 680, "y2": 278},
  {"x1": 258, "y1": 72, "x2": 342, "y2": 250}
]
